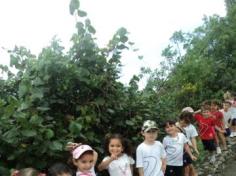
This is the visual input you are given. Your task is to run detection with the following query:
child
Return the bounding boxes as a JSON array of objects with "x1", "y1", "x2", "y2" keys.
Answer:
[
  {"x1": 136, "y1": 120, "x2": 166, "y2": 176},
  {"x1": 72, "y1": 144, "x2": 98, "y2": 176},
  {"x1": 11, "y1": 168, "x2": 45, "y2": 176},
  {"x1": 228, "y1": 93, "x2": 236, "y2": 137},
  {"x1": 163, "y1": 120, "x2": 196, "y2": 176},
  {"x1": 48, "y1": 163, "x2": 74, "y2": 176},
  {"x1": 220, "y1": 101, "x2": 232, "y2": 138},
  {"x1": 210, "y1": 100, "x2": 227, "y2": 151},
  {"x1": 98, "y1": 133, "x2": 134, "y2": 176},
  {"x1": 194, "y1": 101, "x2": 217, "y2": 163},
  {"x1": 179, "y1": 111, "x2": 199, "y2": 176}
]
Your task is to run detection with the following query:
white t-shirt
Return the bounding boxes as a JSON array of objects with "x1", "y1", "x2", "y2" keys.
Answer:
[
  {"x1": 76, "y1": 167, "x2": 96, "y2": 176},
  {"x1": 163, "y1": 132, "x2": 188, "y2": 166},
  {"x1": 220, "y1": 109, "x2": 232, "y2": 127},
  {"x1": 136, "y1": 141, "x2": 166, "y2": 176},
  {"x1": 103, "y1": 153, "x2": 134, "y2": 176},
  {"x1": 184, "y1": 124, "x2": 198, "y2": 146},
  {"x1": 229, "y1": 107, "x2": 236, "y2": 119}
]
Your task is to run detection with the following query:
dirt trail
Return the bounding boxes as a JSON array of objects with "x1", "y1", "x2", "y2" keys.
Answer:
[{"x1": 222, "y1": 159, "x2": 236, "y2": 176}]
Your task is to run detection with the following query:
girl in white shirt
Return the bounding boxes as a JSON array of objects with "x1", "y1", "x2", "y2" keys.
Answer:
[
  {"x1": 163, "y1": 120, "x2": 196, "y2": 176},
  {"x1": 98, "y1": 134, "x2": 134, "y2": 176}
]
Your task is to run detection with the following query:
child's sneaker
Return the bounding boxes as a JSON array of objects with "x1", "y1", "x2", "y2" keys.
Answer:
[
  {"x1": 230, "y1": 132, "x2": 234, "y2": 138},
  {"x1": 216, "y1": 146, "x2": 221, "y2": 154},
  {"x1": 209, "y1": 154, "x2": 216, "y2": 164}
]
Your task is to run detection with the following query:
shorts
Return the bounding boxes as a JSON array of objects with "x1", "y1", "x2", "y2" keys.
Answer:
[
  {"x1": 165, "y1": 165, "x2": 183, "y2": 176},
  {"x1": 202, "y1": 139, "x2": 216, "y2": 151},
  {"x1": 224, "y1": 128, "x2": 231, "y2": 137},
  {"x1": 183, "y1": 152, "x2": 192, "y2": 166},
  {"x1": 229, "y1": 119, "x2": 236, "y2": 126}
]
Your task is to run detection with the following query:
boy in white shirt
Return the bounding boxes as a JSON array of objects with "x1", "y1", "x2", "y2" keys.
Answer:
[{"x1": 136, "y1": 120, "x2": 166, "y2": 176}]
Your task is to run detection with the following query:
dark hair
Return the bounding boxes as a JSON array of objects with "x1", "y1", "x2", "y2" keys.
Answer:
[
  {"x1": 48, "y1": 163, "x2": 73, "y2": 176},
  {"x1": 164, "y1": 120, "x2": 176, "y2": 128},
  {"x1": 211, "y1": 99, "x2": 221, "y2": 108},
  {"x1": 201, "y1": 100, "x2": 211, "y2": 111},
  {"x1": 179, "y1": 111, "x2": 192, "y2": 124},
  {"x1": 104, "y1": 133, "x2": 133, "y2": 156}
]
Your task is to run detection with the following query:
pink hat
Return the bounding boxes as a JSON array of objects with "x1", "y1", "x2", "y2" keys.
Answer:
[
  {"x1": 72, "y1": 145, "x2": 93, "y2": 159},
  {"x1": 182, "y1": 107, "x2": 194, "y2": 113}
]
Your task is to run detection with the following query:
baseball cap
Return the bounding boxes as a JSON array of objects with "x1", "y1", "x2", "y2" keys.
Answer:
[
  {"x1": 142, "y1": 120, "x2": 158, "y2": 132},
  {"x1": 182, "y1": 107, "x2": 194, "y2": 113},
  {"x1": 72, "y1": 144, "x2": 93, "y2": 159}
]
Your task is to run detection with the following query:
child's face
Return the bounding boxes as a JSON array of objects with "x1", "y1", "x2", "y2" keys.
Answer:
[
  {"x1": 223, "y1": 103, "x2": 231, "y2": 111},
  {"x1": 109, "y1": 138, "x2": 123, "y2": 157},
  {"x1": 179, "y1": 120, "x2": 187, "y2": 128},
  {"x1": 165, "y1": 124, "x2": 177, "y2": 135},
  {"x1": 211, "y1": 104, "x2": 218, "y2": 111},
  {"x1": 73, "y1": 153, "x2": 94, "y2": 172},
  {"x1": 142, "y1": 128, "x2": 158, "y2": 142},
  {"x1": 202, "y1": 109, "x2": 211, "y2": 117}
]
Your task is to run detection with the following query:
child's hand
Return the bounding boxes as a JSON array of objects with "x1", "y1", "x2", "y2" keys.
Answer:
[
  {"x1": 65, "y1": 142, "x2": 82, "y2": 151},
  {"x1": 191, "y1": 155, "x2": 197, "y2": 161},
  {"x1": 110, "y1": 154, "x2": 118, "y2": 160}
]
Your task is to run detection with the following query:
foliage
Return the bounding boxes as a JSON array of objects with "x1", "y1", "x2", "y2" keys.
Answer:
[
  {"x1": 144, "y1": 4, "x2": 236, "y2": 116},
  {"x1": 0, "y1": 0, "x2": 157, "y2": 172},
  {"x1": 1, "y1": 0, "x2": 236, "y2": 174}
]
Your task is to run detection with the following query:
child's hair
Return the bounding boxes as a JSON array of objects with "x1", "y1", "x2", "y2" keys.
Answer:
[
  {"x1": 163, "y1": 120, "x2": 176, "y2": 128},
  {"x1": 12, "y1": 168, "x2": 40, "y2": 176},
  {"x1": 104, "y1": 133, "x2": 133, "y2": 156},
  {"x1": 179, "y1": 111, "x2": 192, "y2": 124},
  {"x1": 223, "y1": 100, "x2": 232, "y2": 106},
  {"x1": 48, "y1": 163, "x2": 73, "y2": 176},
  {"x1": 211, "y1": 99, "x2": 221, "y2": 108},
  {"x1": 201, "y1": 100, "x2": 211, "y2": 111}
]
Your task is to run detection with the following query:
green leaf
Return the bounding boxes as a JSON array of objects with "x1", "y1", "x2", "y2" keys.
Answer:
[
  {"x1": 18, "y1": 84, "x2": 29, "y2": 98},
  {"x1": 21, "y1": 129, "x2": 37, "y2": 137},
  {"x1": 69, "y1": 0, "x2": 80, "y2": 15},
  {"x1": 88, "y1": 25, "x2": 96, "y2": 34},
  {"x1": 49, "y1": 141, "x2": 63, "y2": 151},
  {"x1": 30, "y1": 115, "x2": 43, "y2": 125},
  {"x1": 69, "y1": 121, "x2": 82, "y2": 134},
  {"x1": 78, "y1": 10, "x2": 87, "y2": 17},
  {"x1": 107, "y1": 108, "x2": 115, "y2": 114},
  {"x1": 45, "y1": 129, "x2": 54, "y2": 139}
]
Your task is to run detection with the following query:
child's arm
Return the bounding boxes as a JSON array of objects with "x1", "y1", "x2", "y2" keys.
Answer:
[
  {"x1": 97, "y1": 154, "x2": 116, "y2": 171},
  {"x1": 137, "y1": 167, "x2": 144, "y2": 176},
  {"x1": 184, "y1": 143, "x2": 197, "y2": 161},
  {"x1": 161, "y1": 158, "x2": 166, "y2": 173},
  {"x1": 215, "y1": 125, "x2": 225, "y2": 133},
  {"x1": 130, "y1": 165, "x2": 134, "y2": 175},
  {"x1": 191, "y1": 137, "x2": 199, "y2": 155}
]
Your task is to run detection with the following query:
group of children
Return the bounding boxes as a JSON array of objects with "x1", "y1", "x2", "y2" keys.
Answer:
[{"x1": 11, "y1": 93, "x2": 236, "y2": 176}]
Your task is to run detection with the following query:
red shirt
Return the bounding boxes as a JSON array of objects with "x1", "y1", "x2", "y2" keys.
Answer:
[
  {"x1": 194, "y1": 113, "x2": 216, "y2": 140},
  {"x1": 211, "y1": 111, "x2": 224, "y2": 129}
]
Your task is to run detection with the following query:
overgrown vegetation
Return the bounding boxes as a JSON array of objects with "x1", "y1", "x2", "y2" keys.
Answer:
[{"x1": 0, "y1": 0, "x2": 236, "y2": 174}]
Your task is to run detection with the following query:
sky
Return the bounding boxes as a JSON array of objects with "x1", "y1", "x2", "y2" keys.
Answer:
[{"x1": 0, "y1": 0, "x2": 226, "y2": 85}]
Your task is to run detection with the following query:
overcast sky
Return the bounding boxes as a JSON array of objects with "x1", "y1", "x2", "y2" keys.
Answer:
[{"x1": 0, "y1": 0, "x2": 226, "y2": 84}]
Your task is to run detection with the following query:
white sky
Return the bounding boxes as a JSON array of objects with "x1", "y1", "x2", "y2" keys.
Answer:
[{"x1": 0, "y1": 0, "x2": 226, "y2": 85}]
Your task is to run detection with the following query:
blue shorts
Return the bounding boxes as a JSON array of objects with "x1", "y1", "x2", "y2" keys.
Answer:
[{"x1": 224, "y1": 128, "x2": 231, "y2": 137}]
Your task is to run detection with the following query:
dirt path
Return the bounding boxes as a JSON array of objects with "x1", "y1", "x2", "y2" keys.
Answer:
[{"x1": 222, "y1": 159, "x2": 236, "y2": 176}]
